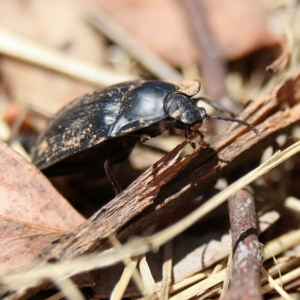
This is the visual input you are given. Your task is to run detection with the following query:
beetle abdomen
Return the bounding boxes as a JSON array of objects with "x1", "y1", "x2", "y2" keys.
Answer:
[{"x1": 31, "y1": 81, "x2": 142, "y2": 171}]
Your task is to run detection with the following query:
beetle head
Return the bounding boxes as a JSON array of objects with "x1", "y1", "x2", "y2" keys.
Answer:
[
  {"x1": 164, "y1": 92, "x2": 260, "y2": 135},
  {"x1": 164, "y1": 93, "x2": 207, "y2": 129}
]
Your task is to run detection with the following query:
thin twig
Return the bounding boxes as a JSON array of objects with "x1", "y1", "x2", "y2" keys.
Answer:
[
  {"x1": 182, "y1": 0, "x2": 227, "y2": 102},
  {"x1": 85, "y1": 11, "x2": 182, "y2": 81},
  {"x1": 5, "y1": 106, "x2": 28, "y2": 146},
  {"x1": 139, "y1": 257, "x2": 156, "y2": 295},
  {"x1": 266, "y1": 41, "x2": 289, "y2": 73},
  {"x1": 159, "y1": 241, "x2": 173, "y2": 300},
  {"x1": 108, "y1": 235, "x2": 145, "y2": 296},
  {"x1": 222, "y1": 186, "x2": 263, "y2": 300},
  {"x1": 261, "y1": 266, "x2": 294, "y2": 299},
  {"x1": 0, "y1": 26, "x2": 134, "y2": 86}
]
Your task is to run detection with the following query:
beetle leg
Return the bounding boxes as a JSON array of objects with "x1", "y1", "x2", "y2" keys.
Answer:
[
  {"x1": 185, "y1": 130, "x2": 207, "y2": 149},
  {"x1": 190, "y1": 141, "x2": 196, "y2": 150},
  {"x1": 185, "y1": 130, "x2": 197, "y2": 150},
  {"x1": 104, "y1": 160, "x2": 122, "y2": 196},
  {"x1": 140, "y1": 134, "x2": 151, "y2": 142},
  {"x1": 196, "y1": 130, "x2": 208, "y2": 148}
]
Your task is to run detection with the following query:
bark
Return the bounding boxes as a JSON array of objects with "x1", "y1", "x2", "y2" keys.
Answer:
[{"x1": 222, "y1": 186, "x2": 263, "y2": 300}]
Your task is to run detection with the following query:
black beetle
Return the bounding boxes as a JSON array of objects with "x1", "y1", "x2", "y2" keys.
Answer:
[{"x1": 31, "y1": 80, "x2": 259, "y2": 191}]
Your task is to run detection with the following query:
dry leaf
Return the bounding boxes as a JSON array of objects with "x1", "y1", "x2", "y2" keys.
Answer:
[
  {"x1": 0, "y1": 0, "x2": 104, "y2": 114},
  {"x1": 94, "y1": 0, "x2": 277, "y2": 66},
  {"x1": 0, "y1": 141, "x2": 85, "y2": 269},
  {"x1": 202, "y1": 0, "x2": 277, "y2": 60}
]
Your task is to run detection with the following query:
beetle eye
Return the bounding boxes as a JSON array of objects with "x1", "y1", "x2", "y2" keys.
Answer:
[{"x1": 198, "y1": 107, "x2": 206, "y2": 119}]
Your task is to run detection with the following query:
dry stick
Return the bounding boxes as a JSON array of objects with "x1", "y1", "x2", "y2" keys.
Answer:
[
  {"x1": 221, "y1": 252, "x2": 233, "y2": 297},
  {"x1": 169, "y1": 270, "x2": 226, "y2": 300},
  {"x1": 108, "y1": 235, "x2": 145, "y2": 296},
  {"x1": 139, "y1": 256, "x2": 156, "y2": 295},
  {"x1": 262, "y1": 257, "x2": 300, "y2": 285},
  {"x1": 264, "y1": 229, "x2": 300, "y2": 261},
  {"x1": 198, "y1": 285, "x2": 222, "y2": 300},
  {"x1": 110, "y1": 260, "x2": 139, "y2": 300},
  {"x1": 6, "y1": 107, "x2": 28, "y2": 146},
  {"x1": 276, "y1": 268, "x2": 300, "y2": 294},
  {"x1": 0, "y1": 26, "x2": 133, "y2": 86},
  {"x1": 221, "y1": 187, "x2": 263, "y2": 300},
  {"x1": 85, "y1": 11, "x2": 182, "y2": 81},
  {"x1": 266, "y1": 40, "x2": 289, "y2": 73},
  {"x1": 38, "y1": 67, "x2": 300, "y2": 263},
  {"x1": 51, "y1": 277, "x2": 85, "y2": 300},
  {"x1": 182, "y1": 0, "x2": 227, "y2": 102},
  {"x1": 261, "y1": 267, "x2": 295, "y2": 299},
  {"x1": 159, "y1": 241, "x2": 173, "y2": 300}
]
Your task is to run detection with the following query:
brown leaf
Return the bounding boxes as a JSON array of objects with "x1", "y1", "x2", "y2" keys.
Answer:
[
  {"x1": 0, "y1": 0, "x2": 103, "y2": 115},
  {"x1": 202, "y1": 0, "x2": 277, "y2": 60},
  {"x1": 0, "y1": 141, "x2": 85, "y2": 268},
  {"x1": 94, "y1": 0, "x2": 277, "y2": 66}
]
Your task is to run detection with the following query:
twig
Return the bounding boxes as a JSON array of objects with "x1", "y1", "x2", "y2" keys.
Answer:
[
  {"x1": 0, "y1": 26, "x2": 134, "y2": 86},
  {"x1": 159, "y1": 241, "x2": 173, "y2": 300},
  {"x1": 139, "y1": 256, "x2": 156, "y2": 295},
  {"x1": 85, "y1": 11, "x2": 182, "y2": 81},
  {"x1": 182, "y1": 0, "x2": 227, "y2": 101},
  {"x1": 221, "y1": 186, "x2": 263, "y2": 300},
  {"x1": 5, "y1": 106, "x2": 28, "y2": 146},
  {"x1": 266, "y1": 41, "x2": 289, "y2": 73},
  {"x1": 264, "y1": 229, "x2": 300, "y2": 261},
  {"x1": 110, "y1": 260, "x2": 138, "y2": 300},
  {"x1": 261, "y1": 266, "x2": 295, "y2": 299},
  {"x1": 169, "y1": 269, "x2": 225, "y2": 300},
  {"x1": 108, "y1": 235, "x2": 145, "y2": 296},
  {"x1": 220, "y1": 253, "x2": 232, "y2": 297}
]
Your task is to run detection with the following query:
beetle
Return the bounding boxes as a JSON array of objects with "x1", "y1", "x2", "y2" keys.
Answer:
[{"x1": 31, "y1": 80, "x2": 259, "y2": 193}]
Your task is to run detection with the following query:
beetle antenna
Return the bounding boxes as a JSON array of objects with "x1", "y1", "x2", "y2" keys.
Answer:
[
  {"x1": 205, "y1": 114, "x2": 260, "y2": 136},
  {"x1": 194, "y1": 96, "x2": 235, "y2": 117}
]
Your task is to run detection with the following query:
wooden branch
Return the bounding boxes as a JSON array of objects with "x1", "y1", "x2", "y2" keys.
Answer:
[
  {"x1": 40, "y1": 68, "x2": 300, "y2": 263},
  {"x1": 182, "y1": 0, "x2": 227, "y2": 101},
  {"x1": 222, "y1": 186, "x2": 263, "y2": 300}
]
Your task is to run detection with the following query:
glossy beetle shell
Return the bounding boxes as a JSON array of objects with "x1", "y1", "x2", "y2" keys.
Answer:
[{"x1": 31, "y1": 80, "x2": 200, "y2": 176}]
